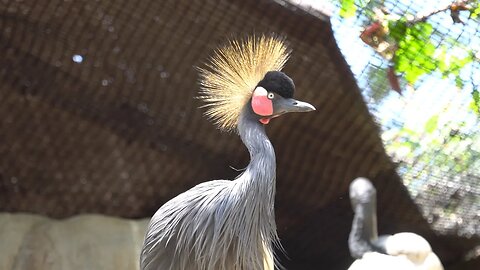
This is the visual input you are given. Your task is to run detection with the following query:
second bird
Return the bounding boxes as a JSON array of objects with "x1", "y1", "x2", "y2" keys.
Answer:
[
  {"x1": 348, "y1": 177, "x2": 444, "y2": 270},
  {"x1": 140, "y1": 35, "x2": 315, "y2": 270}
]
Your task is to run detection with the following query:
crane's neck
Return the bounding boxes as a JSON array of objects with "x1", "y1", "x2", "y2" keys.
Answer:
[
  {"x1": 235, "y1": 107, "x2": 277, "y2": 222},
  {"x1": 227, "y1": 106, "x2": 280, "y2": 264},
  {"x1": 237, "y1": 108, "x2": 276, "y2": 194},
  {"x1": 349, "y1": 201, "x2": 379, "y2": 258}
]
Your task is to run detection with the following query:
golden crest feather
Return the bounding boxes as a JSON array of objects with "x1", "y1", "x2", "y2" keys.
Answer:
[{"x1": 198, "y1": 35, "x2": 291, "y2": 131}]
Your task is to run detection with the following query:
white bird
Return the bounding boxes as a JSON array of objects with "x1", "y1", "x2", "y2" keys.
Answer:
[{"x1": 348, "y1": 177, "x2": 444, "y2": 270}]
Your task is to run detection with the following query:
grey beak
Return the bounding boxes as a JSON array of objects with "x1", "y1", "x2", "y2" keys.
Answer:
[{"x1": 278, "y1": 98, "x2": 316, "y2": 114}]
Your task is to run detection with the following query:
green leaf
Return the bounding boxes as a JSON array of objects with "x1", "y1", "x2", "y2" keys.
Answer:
[
  {"x1": 473, "y1": 89, "x2": 480, "y2": 103},
  {"x1": 418, "y1": 22, "x2": 433, "y2": 36},
  {"x1": 401, "y1": 140, "x2": 419, "y2": 150},
  {"x1": 471, "y1": 89, "x2": 480, "y2": 115},
  {"x1": 471, "y1": 5, "x2": 480, "y2": 19},
  {"x1": 339, "y1": 0, "x2": 357, "y2": 18},
  {"x1": 404, "y1": 65, "x2": 426, "y2": 83},
  {"x1": 399, "y1": 127, "x2": 418, "y2": 137},
  {"x1": 469, "y1": 100, "x2": 479, "y2": 114},
  {"x1": 390, "y1": 21, "x2": 440, "y2": 84},
  {"x1": 395, "y1": 50, "x2": 409, "y2": 71},
  {"x1": 455, "y1": 76, "x2": 464, "y2": 88},
  {"x1": 422, "y1": 43, "x2": 436, "y2": 57},
  {"x1": 388, "y1": 19, "x2": 407, "y2": 42},
  {"x1": 425, "y1": 115, "x2": 439, "y2": 134},
  {"x1": 436, "y1": 46, "x2": 448, "y2": 73}
]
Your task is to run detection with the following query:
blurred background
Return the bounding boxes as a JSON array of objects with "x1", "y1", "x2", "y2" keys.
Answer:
[{"x1": 0, "y1": 0, "x2": 478, "y2": 269}]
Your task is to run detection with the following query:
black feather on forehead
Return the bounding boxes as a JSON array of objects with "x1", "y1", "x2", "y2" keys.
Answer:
[{"x1": 256, "y1": 71, "x2": 295, "y2": 99}]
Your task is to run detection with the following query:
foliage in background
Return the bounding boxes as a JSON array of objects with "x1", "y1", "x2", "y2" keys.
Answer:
[
  {"x1": 385, "y1": 116, "x2": 480, "y2": 179},
  {"x1": 339, "y1": 0, "x2": 480, "y2": 114},
  {"x1": 334, "y1": 0, "x2": 480, "y2": 234},
  {"x1": 382, "y1": 115, "x2": 480, "y2": 236}
]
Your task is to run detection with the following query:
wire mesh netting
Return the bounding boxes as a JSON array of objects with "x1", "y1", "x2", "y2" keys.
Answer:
[
  {"x1": 324, "y1": 0, "x2": 480, "y2": 238},
  {"x1": 0, "y1": 0, "x2": 479, "y2": 269}
]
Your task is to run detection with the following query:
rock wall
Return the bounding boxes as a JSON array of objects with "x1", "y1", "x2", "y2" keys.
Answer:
[{"x1": 0, "y1": 213, "x2": 149, "y2": 270}]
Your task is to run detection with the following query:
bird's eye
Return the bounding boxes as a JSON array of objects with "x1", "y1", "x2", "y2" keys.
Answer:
[{"x1": 267, "y1": 93, "x2": 274, "y2": 99}]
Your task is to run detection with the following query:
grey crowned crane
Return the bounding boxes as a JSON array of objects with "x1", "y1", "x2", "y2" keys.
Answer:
[
  {"x1": 348, "y1": 177, "x2": 444, "y2": 270},
  {"x1": 140, "y1": 35, "x2": 315, "y2": 270}
]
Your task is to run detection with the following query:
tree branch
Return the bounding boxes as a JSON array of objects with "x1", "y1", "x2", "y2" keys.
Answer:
[{"x1": 406, "y1": 0, "x2": 472, "y2": 25}]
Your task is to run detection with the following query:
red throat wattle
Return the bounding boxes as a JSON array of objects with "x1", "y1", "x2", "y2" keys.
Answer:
[
  {"x1": 251, "y1": 87, "x2": 273, "y2": 125},
  {"x1": 259, "y1": 118, "x2": 270, "y2": 124}
]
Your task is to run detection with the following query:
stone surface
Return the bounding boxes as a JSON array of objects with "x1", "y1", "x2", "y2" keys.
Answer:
[{"x1": 0, "y1": 213, "x2": 149, "y2": 270}]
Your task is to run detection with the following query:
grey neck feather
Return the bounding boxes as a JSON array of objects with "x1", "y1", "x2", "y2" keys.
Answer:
[
  {"x1": 236, "y1": 106, "x2": 280, "y2": 248},
  {"x1": 237, "y1": 108, "x2": 276, "y2": 197},
  {"x1": 237, "y1": 106, "x2": 277, "y2": 220},
  {"x1": 349, "y1": 200, "x2": 379, "y2": 258}
]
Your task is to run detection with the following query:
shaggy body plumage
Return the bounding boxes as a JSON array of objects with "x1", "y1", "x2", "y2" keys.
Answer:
[{"x1": 141, "y1": 108, "x2": 278, "y2": 269}]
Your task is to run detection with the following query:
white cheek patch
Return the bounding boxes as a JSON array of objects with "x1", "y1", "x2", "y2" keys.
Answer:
[{"x1": 253, "y1": 86, "x2": 268, "y2": 97}]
